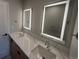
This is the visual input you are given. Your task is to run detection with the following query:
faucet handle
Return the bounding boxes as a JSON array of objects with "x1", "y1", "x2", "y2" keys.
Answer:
[
  {"x1": 45, "y1": 40, "x2": 47, "y2": 45},
  {"x1": 45, "y1": 40, "x2": 50, "y2": 49}
]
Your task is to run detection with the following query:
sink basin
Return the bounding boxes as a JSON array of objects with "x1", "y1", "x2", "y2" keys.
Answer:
[{"x1": 30, "y1": 45, "x2": 56, "y2": 59}]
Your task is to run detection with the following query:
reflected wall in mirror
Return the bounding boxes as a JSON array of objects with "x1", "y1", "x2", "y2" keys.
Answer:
[
  {"x1": 23, "y1": 8, "x2": 32, "y2": 30},
  {"x1": 41, "y1": 1, "x2": 70, "y2": 41}
]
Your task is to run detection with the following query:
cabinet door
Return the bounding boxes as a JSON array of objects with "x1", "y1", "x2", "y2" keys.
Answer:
[
  {"x1": 11, "y1": 40, "x2": 21, "y2": 59},
  {"x1": 10, "y1": 39, "x2": 29, "y2": 59}
]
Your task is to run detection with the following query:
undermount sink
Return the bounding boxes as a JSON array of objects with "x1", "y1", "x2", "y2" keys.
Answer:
[{"x1": 30, "y1": 45, "x2": 56, "y2": 59}]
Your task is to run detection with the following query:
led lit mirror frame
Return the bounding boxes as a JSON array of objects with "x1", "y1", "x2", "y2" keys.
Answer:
[
  {"x1": 23, "y1": 8, "x2": 32, "y2": 30},
  {"x1": 41, "y1": 1, "x2": 70, "y2": 42}
]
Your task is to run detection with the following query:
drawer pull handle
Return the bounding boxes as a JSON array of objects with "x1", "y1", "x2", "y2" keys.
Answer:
[{"x1": 17, "y1": 51, "x2": 21, "y2": 55}]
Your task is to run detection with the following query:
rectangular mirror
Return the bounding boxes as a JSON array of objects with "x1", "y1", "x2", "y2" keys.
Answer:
[
  {"x1": 23, "y1": 8, "x2": 32, "y2": 30},
  {"x1": 41, "y1": 1, "x2": 70, "y2": 41}
]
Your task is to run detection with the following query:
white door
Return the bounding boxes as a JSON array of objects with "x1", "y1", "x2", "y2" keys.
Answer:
[{"x1": 0, "y1": 2, "x2": 10, "y2": 35}]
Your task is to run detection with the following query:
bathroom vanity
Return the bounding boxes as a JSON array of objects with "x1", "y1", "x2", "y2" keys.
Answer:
[{"x1": 10, "y1": 32, "x2": 69, "y2": 59}]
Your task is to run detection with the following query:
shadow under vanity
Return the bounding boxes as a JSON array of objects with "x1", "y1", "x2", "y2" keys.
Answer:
[{"x1": 10, "y1": 0, "x2": 77, "y2": 59}]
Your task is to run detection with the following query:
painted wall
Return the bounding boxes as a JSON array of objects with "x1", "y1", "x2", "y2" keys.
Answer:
[
  {"x1": 69, "y1": 16, "x2": 78, "y2": 59},
  {"x1": 0, "y1": 2, "x2": 10, "y2": 35},
  {"x1": 23, "y1": 0, "x2": 66, "y2": 35},
  {"x1": 0, "y1": 0, "x2": 22, "y2": 33},
  {"x1": 9, "y1": 0, "x2": 22, "y2": 33}
]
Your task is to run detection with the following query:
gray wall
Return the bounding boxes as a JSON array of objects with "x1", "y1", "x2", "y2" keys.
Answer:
[
  {"x1": 23, "y1": 0, "x2": 78, "y2": 55},
  {"x1": 9, "y1": 0, "x2": 23, "y2": 33},
  {"x1": 23, "y1": 0, "x2": 66, "y2": 35},
  {"x1": 0, "y1": 2, "x2": 10, "y2": 34},
  {"x1": 0, "y1": 0, "x2": 22, "y2": 33},
  {"x1": 69, "y1": 15, "x2": 78, "y2": 59}
]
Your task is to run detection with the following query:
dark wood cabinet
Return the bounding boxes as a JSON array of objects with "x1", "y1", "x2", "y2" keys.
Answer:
[{"x1": 10, "y1": 39, "x2": 29, "y2": 59}]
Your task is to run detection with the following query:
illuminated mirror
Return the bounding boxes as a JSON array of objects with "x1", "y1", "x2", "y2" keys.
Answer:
[
  {"x1": 23, "y1": 8, "x2": 32, "y2": 30},
  {"x1": 41, "y1": 1, "x2": 70, "y2": 41}
]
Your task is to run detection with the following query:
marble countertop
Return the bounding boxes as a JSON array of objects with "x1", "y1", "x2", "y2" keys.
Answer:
[
  {"x1": 10, "y1": 32, "x2": 68, "y2": 59},
  {"x1": 10, "y1": 32, "x2": 39, "y2": 57}
]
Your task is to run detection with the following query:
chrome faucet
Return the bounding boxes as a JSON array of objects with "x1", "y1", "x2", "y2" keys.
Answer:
[{"x1": 45, "y1": 40, "x2": 50, "y2": 50}]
